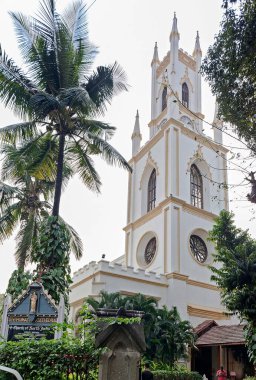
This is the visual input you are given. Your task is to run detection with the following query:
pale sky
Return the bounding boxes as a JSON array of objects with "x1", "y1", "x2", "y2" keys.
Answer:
[{"x1": 0, "y1": 0, "x2": 253, "y2": 293}]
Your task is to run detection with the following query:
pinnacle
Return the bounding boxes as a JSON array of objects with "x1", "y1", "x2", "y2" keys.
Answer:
[
  {"x1": 193, "y1": 30, "x2": 202, "y2": 57},
  {"x1": 151, "y1": 42, "x2": 159, "y2": 65}
]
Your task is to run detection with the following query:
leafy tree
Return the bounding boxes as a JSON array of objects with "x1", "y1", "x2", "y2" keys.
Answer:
[
  {"x1": 209, "y1": 210, "x2": 256, "y2": 365},
  {"x1": 0, "y1": 141, "x2": 82, "y2": 271},
  {"x1": 0, "y1": 0, "x2": 130, "y2": 219},
  {"x1": 202, "y1": 0, "x2": 256, "y2": 152},
  {"x1": 32, "y1": 216, "x2": 72, "y2": 307},
  {"x1": 6, "y1": 269, "x2": 32, "y2": 301},
  {"x1": 147, "y1": 306, "x2": 195, "y2": 366}
]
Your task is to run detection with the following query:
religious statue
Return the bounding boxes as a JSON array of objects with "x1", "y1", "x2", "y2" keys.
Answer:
[{"x1": 30, "y1": 292, "x2": 38, "y2": 313}]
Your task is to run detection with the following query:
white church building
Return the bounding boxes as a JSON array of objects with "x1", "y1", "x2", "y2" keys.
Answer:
[{"x1": 70, "y1": 14, "x2": 231, "y2": 328}]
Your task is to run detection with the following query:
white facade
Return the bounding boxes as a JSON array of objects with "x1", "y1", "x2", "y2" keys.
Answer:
[{"x1": 70, "y1": 15, "x2": 232, "y2": 327}]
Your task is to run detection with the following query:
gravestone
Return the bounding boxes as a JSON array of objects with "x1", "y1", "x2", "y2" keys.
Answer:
[
  {"x1": 0, "y1": 281, "x2": 64, "y2": 341},
  {"x1": 95, "y1": 309, "x2": 146, "y2": 380}
]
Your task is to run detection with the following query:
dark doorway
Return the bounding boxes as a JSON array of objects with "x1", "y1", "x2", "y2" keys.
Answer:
[{"x1": 192, "y1": 347, "x2": 212, "y2": 380}]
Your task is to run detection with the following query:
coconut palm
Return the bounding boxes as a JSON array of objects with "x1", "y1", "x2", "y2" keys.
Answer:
[
  {"x1": 0, "y1": 0, "x2": 130, "y2": 217},
  {"x1": 0, "y1": 141, "x2": 82, "y2": 270},
  {"x1": 152, "y1": 306, "x2": 195, "y2": 365}
]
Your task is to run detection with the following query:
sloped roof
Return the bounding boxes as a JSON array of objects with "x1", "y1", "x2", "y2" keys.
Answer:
[
  {"x1": 194, "y1": 320, "x2": 218, "y2": 337},
  {"x1": 196, "y1": 324, "x2": 245, "y2": 346}
]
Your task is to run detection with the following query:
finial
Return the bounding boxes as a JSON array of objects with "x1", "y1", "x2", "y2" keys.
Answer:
[
  {"x1": 151, "y1": 42, "x2": 159, "y2": 66},
  {"x1": 132, "y1": 109, "x2": 142, "y2": 155},
  {"x1": 170, "y1": 11, "x2": 179, "y2": 40},
  {"x1": 193, "y1": 30, "x2": 202, "y2": 57},
  {"x1": 133, "y1": 109, "x2": 141, "y2": 135}
]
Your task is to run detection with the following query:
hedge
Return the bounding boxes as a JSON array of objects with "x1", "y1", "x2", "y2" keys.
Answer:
[
  {"x1": 0, "y1": 338, "x2": 98, "y2": 380},
  {"x1": 152, "y1": 370, "x2": 202, "y2": 380}
]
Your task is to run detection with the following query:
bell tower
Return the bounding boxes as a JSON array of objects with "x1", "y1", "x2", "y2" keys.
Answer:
[{"x1": 124, "y1": 14, "x2": 229, "y2": 322}]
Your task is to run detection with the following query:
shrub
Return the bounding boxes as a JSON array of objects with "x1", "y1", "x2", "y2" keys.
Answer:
[
  {"x1": 0, "y1": 336, "x2": 99, "y2": 380},
  {"x1": 152, "y1": 370, "x2": 202, "y2": 380}
]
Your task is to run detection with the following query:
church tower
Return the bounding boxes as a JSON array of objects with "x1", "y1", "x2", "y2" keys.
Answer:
[
  {"x1": 124, "y1": 14, "x2": 229, "y2": 323},
  {"x1": 70, "y1": 14, "x2": 232, "y2": 328}
]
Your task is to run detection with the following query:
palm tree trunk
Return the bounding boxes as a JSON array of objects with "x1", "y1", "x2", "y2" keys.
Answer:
[{"x1": 52, "y1": 132, "x2": 65, "y2": 217}]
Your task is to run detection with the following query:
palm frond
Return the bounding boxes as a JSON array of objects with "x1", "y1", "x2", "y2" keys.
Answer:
[
  {"x1": 0, "y1": 45, "x2": 35, "y2": 117},
  {"x1": 1, "y1": 134, "x2": 56, "y2": 182},
  {"x1": 0, "y1": 121, "x2": 38, "y2": 144},
  {"x1": 87, "y1": 133, "x2": 131, "y2": 172},
  {"x1": 63, "y1": 0, "x2": 88, "y2": 48},
  {"x1": 0, "y1": 202, "x2": 22, "y2": 242},
  {"x1": 59, "y1": 87, "x2": 94, "y2": 114},
  {"x1": 84, "y1": 62, "x2": 128, "y2": 115},
  {"x1": 0, "y1": 181, "x2": 23, "y2": 213},
  {"x1": 9, "y1": 12, "x2": 41, "y2": 70},
  {"x1": 29, "y1": 91, "x2": 60, "y2": 118},
  {"x1": 15, "y1": 209, "x2": 39, "y2": 269},
  {"x1": 75, "y1": 119, "x2": 116, "y2": 139},
  {"x1": 59, "y1": 216, "x2": 83, "y2": 260},
  {"x1": 62, "y1": 0, "x2": 97, "y2": 78},
  {"x1": 67, "y1": 140, "x2": 101, "y2": 192}
]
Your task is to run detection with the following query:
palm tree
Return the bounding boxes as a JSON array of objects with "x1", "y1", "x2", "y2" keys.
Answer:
[
  {"x1": 152, "y1": 306, "x2": 195, "y2": 366},
  {"x1": 0, "y1": 142, "x2": 82, "y2": 270},
  {"x1": 86, "y1": 290, "x2": 125, "y2": 311},
  {"x1": 0, "y1": 0, "x2": 130, "y2": 217}
]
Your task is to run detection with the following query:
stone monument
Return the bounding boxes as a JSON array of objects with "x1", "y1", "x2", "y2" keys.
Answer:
[{"x1": 95, "y1": 309, "x2": 146, "y2": 380}]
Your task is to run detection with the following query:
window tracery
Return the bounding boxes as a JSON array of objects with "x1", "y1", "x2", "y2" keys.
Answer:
[
  {"x1": 147, "y1": 169, "x2": 156, "y2": 212},
  {"x1": 162, "y1": 86, "x2": 167, "y2": 111},
  {"x1": 182, "y1": 82, "x2": 189, "y2": 108},
  {"x1": 190, "y1": 164, "x2": 203, "y2": 208}
]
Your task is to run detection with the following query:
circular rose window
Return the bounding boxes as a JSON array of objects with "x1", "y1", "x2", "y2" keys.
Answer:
[
  {"x1": 144, "y1": 237, "x2": 156, "y2": 265},
  {"x1": 190, "y1": 235, "x2": 208, "y2": 263}
]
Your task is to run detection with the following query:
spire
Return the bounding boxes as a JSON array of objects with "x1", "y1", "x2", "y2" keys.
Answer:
[
  {"x1": 151, "y1": 42, "x2": 159, "y2": 66},
  {"x1": 213, "y1": 101, "x2": 223, "y2": 144},
  {"x1": 131, "y1": 110, "x2": 142, "y2": 156},
  {"x1": 133, "y1": 110, "x2": 141, "y2": 135},
  {"x1": 213, "y1": 102, "x2": 222, "y2": 126},
  {"x1": 170, "y1": 12, "x2": 180, "y2": 40},
  {"x1": 193, "y1": 31, "x2": 202, "y2": 57}
]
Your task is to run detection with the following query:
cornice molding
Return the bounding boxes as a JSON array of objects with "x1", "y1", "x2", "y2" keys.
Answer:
[
  {"x1": 70, "y1": 270, "x2": 168, "y2": 290},
  {"x1": 187, "y1": 304, "x2": 231, "y2": 320},
  {"x1": 123, "y1": 195, "x2": 218, "y2": 232},
  {"x1": 129, "y1": 117, "x2": 228, "y2": 166}
]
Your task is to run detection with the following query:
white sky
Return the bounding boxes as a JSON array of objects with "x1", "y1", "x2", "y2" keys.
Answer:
[{"x1": 0, "y1": 0, "x2": 254, "y2": 293}]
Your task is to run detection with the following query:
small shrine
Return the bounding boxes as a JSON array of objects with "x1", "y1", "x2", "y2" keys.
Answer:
[{"x1": 1, "y1": 282, "x2": 63, "y2": 341}]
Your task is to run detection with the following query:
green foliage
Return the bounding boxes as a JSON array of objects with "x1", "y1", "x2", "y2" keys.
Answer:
[
  {"x1": 0, "y1": 0, "x2": 130, "y2": 218},
  {"x1": 0, "y1": 146, "x2": 83, "y2": 269},
  {"x1": 33, "y1": 216, "x2": 72, "y2": 307},
  {"x1": 148, "y1": 306, "x2": 195, "y2": 365},
  {"x1": 6, "y1": 269, "x2": 32, "y2": 300},
  {"x1": 209, "y1": 210, "x2": 256, "y2": 364},
  {"x1": 202, "y1": 0, "x2": 256, "y2": 151},
  {"x1": 209, "y1": 210, "x2": 256, "y2": 321},
  {"x1": 0, "y1": 336, "x2": 99, "y2": 380},
  {"x1": 244, "y1": 323, "x2": 256, "y2": 366},
  {"x1": 152, "y1": 370, "x2": 202, "y2": 380},
  {"x1": 85, "y1": 292, "x2": 195, "y2": 366}
]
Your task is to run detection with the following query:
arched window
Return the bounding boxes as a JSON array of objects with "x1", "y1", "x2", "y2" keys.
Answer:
[
  {"x1": 182, "y1": 82, "x2": 189, "y2": 108},
  {"x1": 162, "y1": 86, "x2": 167, "y2": 111},
  {"x1": 190, "y1": 164, "x2": 203, "y2": 208},
  {"x1": 147, "y1": 169, "x2": 156, "y2": 212}
]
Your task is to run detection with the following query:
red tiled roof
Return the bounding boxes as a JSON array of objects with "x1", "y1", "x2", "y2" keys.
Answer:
[
  {"x1": 196, "y1": 324, "x2": 245, "y2": 346},
  {"x1": 194, "y1": 320, "x2": 218, "y2": 337}
]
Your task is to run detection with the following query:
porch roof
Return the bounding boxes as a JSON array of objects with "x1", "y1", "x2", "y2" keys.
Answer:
[{"x1": 195, "y1": 324, "x2": 245, "y2": 347}]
